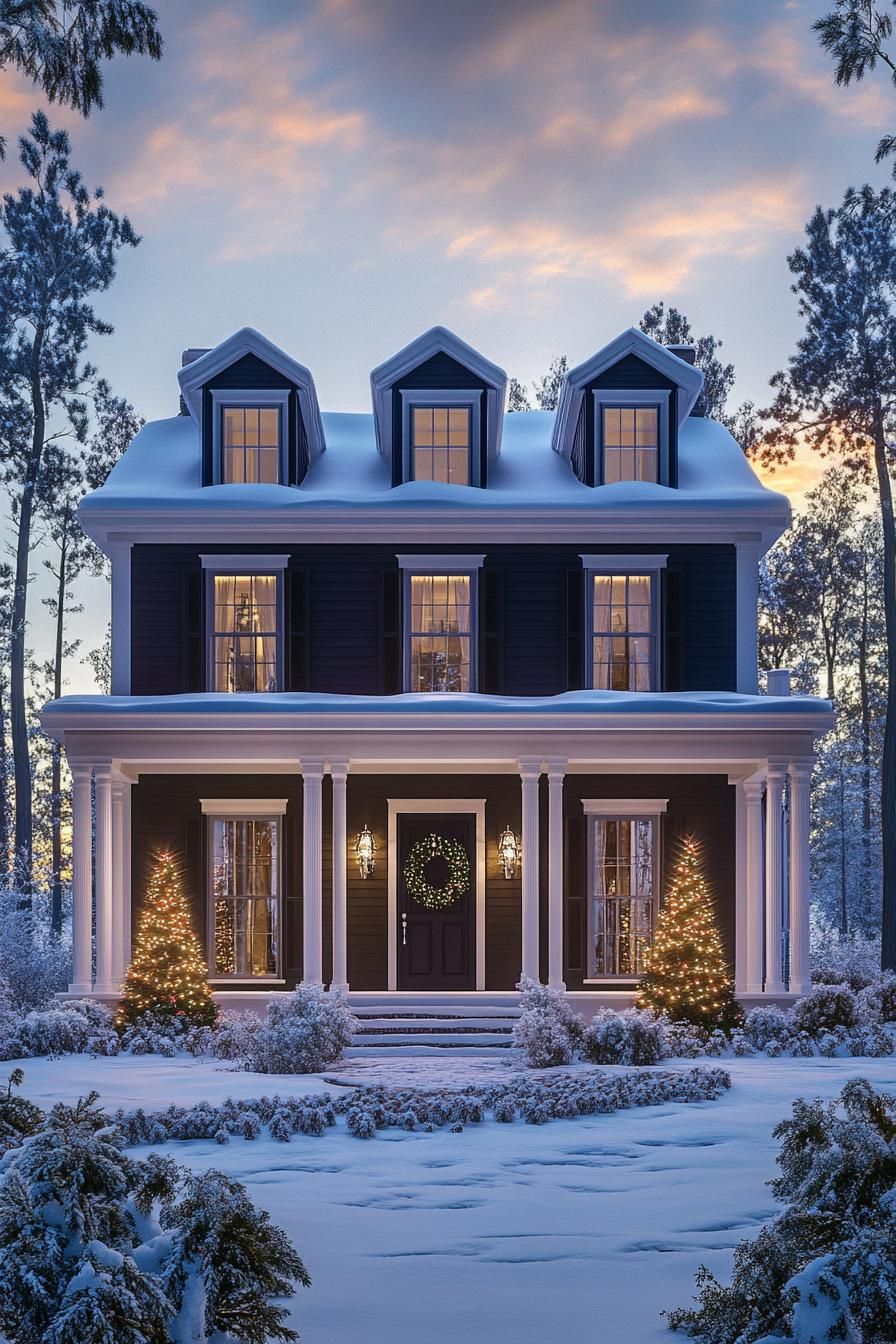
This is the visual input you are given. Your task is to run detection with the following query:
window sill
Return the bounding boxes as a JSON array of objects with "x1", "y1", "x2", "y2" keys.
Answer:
[
  {"x1": 209, "y1": 978, "x2": 286, "y2": 986},
  {"x1": 582, "y1": 978, "x2": 642, "y2": 986}
]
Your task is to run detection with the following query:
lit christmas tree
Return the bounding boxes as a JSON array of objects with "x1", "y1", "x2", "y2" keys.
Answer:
[
  {"x1": 637, "y1": 835, "x2": 741, "y2": 1029},
  {"x1": 118, "y1": 851, "x2": 218, "y2": 1028}
]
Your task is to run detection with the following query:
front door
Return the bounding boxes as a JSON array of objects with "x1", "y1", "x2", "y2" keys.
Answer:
[{"x1": 398, "y1": 813, "x2": 475, "y2": 990}]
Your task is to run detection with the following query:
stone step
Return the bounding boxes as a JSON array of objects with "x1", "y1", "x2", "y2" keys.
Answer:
[
  {"x1": 352, "y1": 1016, "x2": 518, "y2": 1031},
  {"x1": 351, "y1": 1005, "x2": 520, "y2": 1021},
  {"x1": 349, "y1": 1031, "x2": 515, "y2": 1048}
]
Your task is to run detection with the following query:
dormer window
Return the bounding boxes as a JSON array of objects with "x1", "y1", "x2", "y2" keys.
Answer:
[
  {"x1": 212, "y1": 390, "x2": 288, "y2": 485},
  {"x1": 595, "y1": 392, "x2": 669, "y2": 485},
  {"x1": 411, "y1": 406, "x2": 471, "y2": 484}
]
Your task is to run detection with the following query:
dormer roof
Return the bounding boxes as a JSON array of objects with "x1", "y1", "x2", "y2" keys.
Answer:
[
  {"x1": 370, "y1": 326, "x2": 507, "y2": 463},
  {"x1": 176, "y1": 327, "x2": 326, "y2": 460},
  {"x1": 551, "y1": 328, "x2": 704, "y2": 460}
]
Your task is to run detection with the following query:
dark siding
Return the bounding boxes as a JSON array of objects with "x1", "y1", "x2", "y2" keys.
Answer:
[
  {"x1": 389, "y1": 351, "x2": 489, "y2": 487},
  {"x1": 586, "y1": 352, "x2": 678, "y2": 486},
  {"x1": 563, "y1": 773, "x2": 736, "y2": 990},
  {"x1": 479, "y1": 568, "x2": 504, "y2": 694},
  {"x1": 131, "y1": 542, "x2": 738, "y2": 697}
]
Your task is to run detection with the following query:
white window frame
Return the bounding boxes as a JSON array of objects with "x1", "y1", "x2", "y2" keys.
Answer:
[
  {"x1": 583, "y1": 798, "x2": 667, "y2": 983},
  {"x1": 201, "y1": 555, "x2": 288, "y2": 694},
  {"x1": 396, "y1": 555, "x2": 485, "y2": 694},
  {"x1": 200, "y1": 798, "x2": 287, "y2": 984},
  {"x1": 400, "y1": 388, "x2": 482, "y2": 486},
  {"x1": 593, "y1": 389, "x2": 670, "y2": 486},
  {"x1": 211, "y1": 387, "x2": 290, "y2": 485},
  {"x1": 581, "y1": 554, "x2": 667, "y2": 692}
]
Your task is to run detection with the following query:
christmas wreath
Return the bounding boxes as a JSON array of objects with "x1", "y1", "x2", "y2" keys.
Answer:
[{"x1": 404, "y1": 833, "x2": 471, "y2": 910}]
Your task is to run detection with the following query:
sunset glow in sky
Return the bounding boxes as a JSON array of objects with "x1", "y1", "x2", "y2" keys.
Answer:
[{"x1": 1, "y1": 0, "x2": 891, "y2": 510}]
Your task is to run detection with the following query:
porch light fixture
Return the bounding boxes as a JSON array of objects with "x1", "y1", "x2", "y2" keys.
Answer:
[
  {"x1": 497, "y1": 824, "x2": 520, "y2": 879},
  {"x1": 355, "y1": 824, "x2": 376, "y2": 878}
]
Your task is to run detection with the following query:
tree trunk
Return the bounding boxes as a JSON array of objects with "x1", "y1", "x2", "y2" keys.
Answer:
[
  {"x1": 838, "y1": 733, "x2": 848, "y2": 936},
  {"x1": 50, "y1": 524, "x2": 67, "y2": 936},
  {"x1": 0, "y1": 670, "x2": 9, "y2": 879},
  {"x1": 857, "y1": 562, "x2": 874, "y2": 892},
  {"x1": 10, "y1": 327, "x2": 45, "y2": 896},
  {"x1": 873, "y1": 412, "x2": 896, "y2": 971}
]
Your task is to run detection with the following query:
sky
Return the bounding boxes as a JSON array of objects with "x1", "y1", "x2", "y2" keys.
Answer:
[{"x1": 1, "y1": 0, "x2": 892, "y2": 688}]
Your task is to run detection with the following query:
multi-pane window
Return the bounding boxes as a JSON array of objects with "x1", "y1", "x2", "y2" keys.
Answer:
[
  {"x1": 602, "y1": 406, "x2": 659, "y2": 483},
  {"x1": 221, "y1": 406, "x2": 281, "y2": 484},
  {"x1": 211, "y1": 574, "x2": 279, "y2": 692},
  {"x1": 590, "y1": 816, "x2": 656, "y2": 976},
  {"x1": 407, "y1": 573, "x2": 473, "y2": 692},
  {"x1": 210, "y1": 816, "x2": 280, "y2": 977},
  {"x1": 591, "y1": 573, "x2": 656, "y2": 691},
  {"x1": 411, "y1": 407, "x2": 471, "y2": 485}
]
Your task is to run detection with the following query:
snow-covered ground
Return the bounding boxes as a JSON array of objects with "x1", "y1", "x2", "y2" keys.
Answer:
[{"x1": 13, "y1": 1051, "x2": 896, "y2": 1344}]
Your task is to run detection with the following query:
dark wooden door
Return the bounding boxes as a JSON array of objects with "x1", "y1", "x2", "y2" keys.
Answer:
[{"x1": 398, "y1": 813, "x2": 475, "y2": 990}]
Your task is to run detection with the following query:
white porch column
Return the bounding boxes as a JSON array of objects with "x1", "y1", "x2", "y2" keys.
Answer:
[
  {"x1": 110, "y1": 774, "x2": 130, "y2": 986},
  {"x1": 330, "y1": 761, "x2": 349, "y2": 993},
  {"x1": 520, "y1": 758, "x2": 541, "y2": 981},
  {"x1": 301, "y1": 759, "x2": 325, "y2": 985},
  {"x1": 743, "y1": 774, "x2": 766, "y2": 995},
  {"x1": 109, "y1": 540, "x2": 133, "y2": 695},
  {"x1": 69, "y1": 763, "x2": 94, "y2": 995},
  {"x1": 788, "y1": 759, "x2": 813, "y2": 995},
  {"x1": 735, "y1": 536, "x2": 760, "y2": 695},
  {"x1": 93, "y1": 764, "x2": 115, "y2": 994},
  {"x1": 546, "y1": 760, "x2": 566, "y2": 990},
  {"x1": 764, "y1": 761, "x2": 787, "y2": 994}
]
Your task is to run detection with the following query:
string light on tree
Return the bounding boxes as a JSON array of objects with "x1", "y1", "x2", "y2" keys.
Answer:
[
  {"x1": 118, "y1": 850, "x2": 218, "y2": 1029},
  {"x1": 637, "y1": 834, "x2": 741, "y2": 1030}
]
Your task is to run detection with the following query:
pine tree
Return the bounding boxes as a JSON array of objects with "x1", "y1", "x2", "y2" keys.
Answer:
[
  {"x1": 119, "y1": 852, "x2": 217, "y2": 1029},
  {"x1": 637, "y1": 836, "x2": 741, "y2": 1029}
]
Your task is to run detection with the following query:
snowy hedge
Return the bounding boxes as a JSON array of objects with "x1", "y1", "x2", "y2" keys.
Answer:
[
  {"x1": 0, "y1": 1085, "x2": 310, "y2": 1344},
  {"x1": 667, "y1": 1078, "x2": 896, "y2": 1344}
]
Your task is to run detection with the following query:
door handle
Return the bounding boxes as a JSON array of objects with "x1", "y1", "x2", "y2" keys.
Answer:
[{"x1": 401, "y1": 912, "x2": 408, "y2": 946}]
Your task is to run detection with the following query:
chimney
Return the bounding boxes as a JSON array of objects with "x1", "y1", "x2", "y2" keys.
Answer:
[
  {"x1": 667, "y1": 343, "x2": 696, "y2": 366},
  {"x1": 179, "y1": 348, "x2": 210, "y2": 415},
  {"x1": 766, "y1": 668, "x2": 792, "y2": 697}
]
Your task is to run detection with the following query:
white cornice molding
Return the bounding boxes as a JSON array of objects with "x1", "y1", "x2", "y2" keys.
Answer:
[
  {"x1": 552, "y1": 327, "x2": 704, "y2": 461},
  {"x1": 177, "y1": 327, "x2": 326, "y2": 460}
]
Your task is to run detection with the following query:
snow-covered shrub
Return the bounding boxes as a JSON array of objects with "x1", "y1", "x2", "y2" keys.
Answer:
[
  {"x1": 0, "y1": 1090, "x2": 309, "y2": 1344},
  {"x1": 200, "y1": 1007, "x2": 264, "y2": 1060},
  {"x1": 512, "y1": 977, "x2": 583, "y2": 1068},
  {"x1": 118, "y1": 1007, "x2": 185, "y2": 1056},
  {"x1": 0, "y1": 999, "x2": 119, "y2": 1061},
  {"x1": 0, "y1": 1070, "x2": 43, "y2": 1156},
  {"x1": 742, "y1": 1004, "x2": 794, "y2": 1051},
  {"x1": 0, "y1": 899, "x2": 70, "y2": 1009},
  {"x1": 810, "y1": 913, "x2": 881, "y2": 990},
  {"x1": 346, "y1": 1106, "x2": 376, "y2": 1139},
  {"x1": 580, "y1": 1008, "x2": 668, "y2": 1066},
  {"x1": 667, "y1": 1079, "x2": 896, "y2": 1344},
  {"x1": 790, "y1": 982, "x2": 858, "y2": 1035},
  {"x1": 662, "y1": 1019, "x2": 708, "y2": 1058},
  {"x1": 245, "y1": 986, "x2": 356, "y2": 1074},
  {"x1": 857, "y1": 970, "x2": 896, "y2": 1024}
]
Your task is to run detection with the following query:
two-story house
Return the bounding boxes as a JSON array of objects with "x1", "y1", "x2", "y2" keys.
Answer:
[{"x1": 41, "y1": 325, "x2": 832, "y2": 1012}]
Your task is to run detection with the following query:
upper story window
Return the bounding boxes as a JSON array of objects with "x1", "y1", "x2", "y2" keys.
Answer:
[
  {"x1": 222, "y1": 406, "x2": 281, "y2": 483},
  {"x1": 411, "y1": 406, "x2": 471, "y2": 484},
  {"x1": 602, "y1": 406, "x2": 658, "y2": 483},
  {"x1": 581, "y1": 554, "x2": 666, "y2": 692},
  {"x1": 398, "y1": 555, "x2": 484, "y2": 692},
  {"x1": 201, "y1": 555, "x2": 288, "y2": 693}
]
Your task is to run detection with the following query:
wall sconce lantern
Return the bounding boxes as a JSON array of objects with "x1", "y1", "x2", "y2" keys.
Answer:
[
  {"x1": 497, "y1": 824, "x2": 520, "y2": 880},
  {"x1": 355, "y1": 824, "x2": 376, "y2": 878}
]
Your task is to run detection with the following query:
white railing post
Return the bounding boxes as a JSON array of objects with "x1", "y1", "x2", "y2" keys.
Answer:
[
  {"x1": 519, "y1": 758, "x2": 541, "y2": 981},
  {"x1": 301, "y1": 760, "x2": 325, "y2": 985},
  {"x1": 69, "y1": 762, "x2": 94, "y2": 995},
  {"x1": 93, "y1": 764, "x2": 114, "y2": 994}
]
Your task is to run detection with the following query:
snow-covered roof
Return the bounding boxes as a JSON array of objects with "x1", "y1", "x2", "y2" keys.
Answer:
[
  {"x1": 177, "y1": 327, "x2": 326, "y2": 460},
  {"x1": 552, "y1": 328, "x2": 705, "y2": 461},
  {"x1": 79, "y1": 406, "x2": 791, "y2": 550},
  {"x1": 370, "y1": 326, "x2": 507, "y2": 464}
]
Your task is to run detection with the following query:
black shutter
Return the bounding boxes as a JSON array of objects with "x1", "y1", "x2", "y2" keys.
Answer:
[
  {"x1": 379, "y1": 569, "x2": 402, "y2": 694},
  {"x1": 564, "y1": 814, "x2": 586, "y2": 984},
  {"x1": 283, "y1": 809, "x2": 302, "y2": 980},
  {"x1": 287, "y1": 568, "x2": 310, "y2": 690},
  {"x1": 663, "y1": 569, "x2": 683, "y2": 691},
  {"x1": 184, "y1": 570, "x2": 205, "y2": 692},
  {"x1": 566, "y1": 570, "x2": 584, "y2": 690},
  {"x1": 201, "y1": 388, "x2": 214, "y2": 485},
  {"x1": 287, "y1": 394, "x2": 298, "y2": 486},
  {"x1": 183, "y1": 815, "x2": 205, "y2": 959},
  {"x1": 479, "y1": 568, "x2": 503, "y2": 694}
]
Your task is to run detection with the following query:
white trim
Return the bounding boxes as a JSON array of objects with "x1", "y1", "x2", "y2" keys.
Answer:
[
  {"x1": 200, "y1": 553, "x2": 289, "y2": 570},
  {"x1": 397, "y1": 554, "x2": 485, "y2": 571},
  {"x1": 209, "y1": 978, "x2": 286, "y2": 985},
  {"x1": 552, "y1": 327, "x2": 704, "y2": 462},
  {"x1": 386, "y1": 798, "x2": 487, "y2": 992},
  {"x1": 210, "y1": 388, "x2": 289, "y2": 486},
  {"x1": 401, "y1": 388, "x2": 482, "y2": 487},
  {"x1": 580, "y1": 553, "x2": 667, "y2": 571},
  {"x1": 177, "y1": 326, "x2": 325, "y2": 460},
  {"x1": 593, "y1": 390, "x2": 671, "y2": 486},
  {"x1": 582, "y1": 798, "x2": 668, "y2": 816},
  {"x1": 109, "y1": 541, "x2": 132, "y2": 695},
  {"x1": 402, "y1": 567, "x2": 480, "y2": 694},
  {"x1": 200, "y1": 797, "x2": 288, "y2": 815},
  {"x1": 370, "y1": 326, "x2": 506, "y2": 464}
]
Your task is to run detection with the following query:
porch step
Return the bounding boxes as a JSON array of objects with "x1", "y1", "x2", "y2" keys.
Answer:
[{"x1": 347, "y1": 999, "x2": 521, "y2": 1053}]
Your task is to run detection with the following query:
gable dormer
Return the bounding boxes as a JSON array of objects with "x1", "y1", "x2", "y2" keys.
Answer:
[
  {"x1": 370, "y1": 327, "x2": 506, "y2": 488},
  {"x1": 178, "y1": 328, "x2": 325, "y2": 487},
  {"x1": 551, "y1": 329, "x2": 704, "y2": 488}
]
